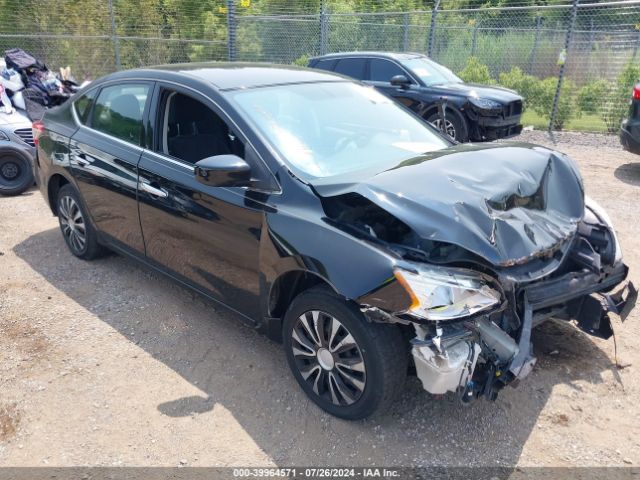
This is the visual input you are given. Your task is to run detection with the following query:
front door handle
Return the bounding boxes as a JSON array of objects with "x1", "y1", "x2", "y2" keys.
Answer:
[
  {"x1": 75, "y1": 153, "x2": 90, "y2": 167},
  {"x1": 139, "y1": 182, "x2": 168, "y2": 198}
]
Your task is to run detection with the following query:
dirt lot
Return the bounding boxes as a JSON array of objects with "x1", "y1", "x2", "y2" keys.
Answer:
[{"x1": 0, "y1": 131, "x2": 639, "y2": 468}]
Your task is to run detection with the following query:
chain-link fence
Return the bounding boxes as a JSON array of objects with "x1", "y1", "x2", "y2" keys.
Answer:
[{"x1": 1, "y1": 0, "x2": 639, "y2": 133}]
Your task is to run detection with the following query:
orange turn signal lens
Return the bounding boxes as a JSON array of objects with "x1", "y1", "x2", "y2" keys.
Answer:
[{"x1": 394, "y1": 270, "x2": 421, "y2": 312}]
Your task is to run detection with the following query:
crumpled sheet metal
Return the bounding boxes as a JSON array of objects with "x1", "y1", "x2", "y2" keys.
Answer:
[{"x1": 315, "y1": 143, "x2": 585, "y2": 267}]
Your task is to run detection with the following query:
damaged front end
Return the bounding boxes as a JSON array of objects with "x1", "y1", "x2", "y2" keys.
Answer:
[
  {"x1": 372, "y1": 204, "x2": 636, "y2": 404},
  {"x1": 317, "y1": 145, "x2": 637, "y2": 404}
]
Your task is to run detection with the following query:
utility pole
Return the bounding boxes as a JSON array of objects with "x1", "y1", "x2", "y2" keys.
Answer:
[
  {"x1": 549, "y1": 0, "x2": 579, "y2": 132},
  {"x1": 108, "y1": 0, "x2": 121, "y2": 70}
]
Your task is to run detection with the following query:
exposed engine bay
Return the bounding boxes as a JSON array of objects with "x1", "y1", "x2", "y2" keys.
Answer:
[{"x1": 318, "y1": 145, "x2": 637, "y2": 404}]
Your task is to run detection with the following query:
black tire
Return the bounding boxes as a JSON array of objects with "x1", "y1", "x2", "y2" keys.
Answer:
[
  {"x1": 283, "y1": 286, "x2": 408, "y2": 420},
  {"x1": 0, "y1": 151, "x2": 34, "y2": 196},
  {"x1": 56, "y1": 184, "x2": 107, "y2": 260},
  {"x1": 427, "y1": 109, "x2": 469, "y2": 143}
]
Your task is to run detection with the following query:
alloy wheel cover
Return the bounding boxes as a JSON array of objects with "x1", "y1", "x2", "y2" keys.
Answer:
[
  {"x1": 291, "y1": 310, "x2": 366, "y2": 406},
  {"x1": 58, "y1": 195, "x2": 87, "y2": 253}
]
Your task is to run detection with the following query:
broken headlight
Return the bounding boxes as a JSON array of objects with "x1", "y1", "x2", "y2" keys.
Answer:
[
  {"x1": 394, "y1": 265, "x2": 501, "y2": 321},
  {"x1": 585, "y1": 195, "x2": 622, "y2": 263},
  {"x1": 468, "y1": 97, "x2": 502, "y2": 111}
]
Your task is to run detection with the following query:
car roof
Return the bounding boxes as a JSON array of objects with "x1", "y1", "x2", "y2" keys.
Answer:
[
  {"x1": 104, "y1": 62, "x2": 346, "y2": 91},
  {"x1": 310, "y1": 52, "x2": 426, "y2": 62}
]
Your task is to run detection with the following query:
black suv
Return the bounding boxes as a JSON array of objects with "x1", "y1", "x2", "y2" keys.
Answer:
[
  {"x1": 620, "y1": 82, "x2": 640, "y2": 154},
  {"x1": 309, "y1": 52, "x2": 523, "y2": 143}
]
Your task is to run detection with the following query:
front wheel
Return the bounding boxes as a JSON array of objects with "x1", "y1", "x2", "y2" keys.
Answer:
[
  {"x1": 0, "y1": 151, "x2": 33, "y2": 196},
  {"x1": 283, "y1": 286, "x2": 408, "y2": 420},
  {"x1": 427, "y1": 109, "x2": 469, "y2": 143}
]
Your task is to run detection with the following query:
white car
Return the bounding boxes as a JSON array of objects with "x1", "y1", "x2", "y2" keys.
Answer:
[{"x1": 0, "y1": 108, "x2": 35, "y2": 196}]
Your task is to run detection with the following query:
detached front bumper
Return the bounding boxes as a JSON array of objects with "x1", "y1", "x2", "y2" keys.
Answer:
[
  {"x1": 409, "y1": 262, "x2": 636, "y2": 404},
  {"x1": 467, "y1": 110, "x2": 523, "y2": 141},
  {"x1": 526, "y1": 263, "x2": 636, "y2": 337}
]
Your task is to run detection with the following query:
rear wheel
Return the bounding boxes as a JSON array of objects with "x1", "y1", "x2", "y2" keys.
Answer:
[
  {"x1": 56, "y1": 184, "x2": 106, "y2": 260},
  {"x1": 283, "y1": 286, "x2": 408, "y2": 420},
  {"x1": 0, "y1": 152, "x2": 33, "y2": 196}
]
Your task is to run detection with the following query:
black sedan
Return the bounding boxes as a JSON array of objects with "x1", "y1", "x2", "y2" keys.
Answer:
[
  {"x1": 309, "y1": 52, "x2": 523, "y2": 143},
  {"x1": 33, "y1": 63, "x2": 635, "y2": 419}
]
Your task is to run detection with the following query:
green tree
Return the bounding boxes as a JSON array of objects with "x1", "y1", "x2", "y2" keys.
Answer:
[{"x1": 458, "y1": 57, "x2": 493, "y2": 84}]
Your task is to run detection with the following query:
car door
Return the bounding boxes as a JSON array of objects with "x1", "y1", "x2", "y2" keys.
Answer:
[
  {"x1": 69, "y1": 81, "x2": 153, "y2": 253},
  {"x1": 366, "y1": 58, "x2": 424, "y2": 111},
  {"x1": 137, "y1": 84, "x2": 275, "y2": 321}
]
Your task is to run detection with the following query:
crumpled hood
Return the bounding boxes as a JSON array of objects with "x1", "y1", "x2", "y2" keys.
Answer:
[{"x1": 314, "y1": 143, "x2": 585, "y2": 267}]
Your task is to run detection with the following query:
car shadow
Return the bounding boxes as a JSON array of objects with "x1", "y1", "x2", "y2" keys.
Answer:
[
  {"x1": 13, "y1": 228, "x2": 624, "y2": 468},
  {"x1": 614, "y1": 162, "x2": 640, "y2": 186}
]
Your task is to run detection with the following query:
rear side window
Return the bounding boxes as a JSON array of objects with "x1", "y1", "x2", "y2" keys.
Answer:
[
  {"x1": 370, "y1": 59, "x2": 407, "y2": 83},
  {"x1": 91, "y1": 83, "x2": 150, "y2": 146},
  {"x1": 73, "y1": 89, "x2": 98, "y2": 125},
  {"x1": 334, "y1": 58, "x2": 366, "y2": 80}
]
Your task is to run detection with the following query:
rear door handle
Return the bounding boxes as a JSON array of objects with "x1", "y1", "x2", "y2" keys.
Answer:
[{"x1": 139, "y1": 182, "x2": 168, "y2": 198}]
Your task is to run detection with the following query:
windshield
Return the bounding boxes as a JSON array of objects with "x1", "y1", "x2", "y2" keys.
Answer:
[
  {"x1": 227, "y1": 82, "x2": 449, "y2": 179},
  {"x1": 402, "y1": 57, "x2": 462, "y2": 86}
]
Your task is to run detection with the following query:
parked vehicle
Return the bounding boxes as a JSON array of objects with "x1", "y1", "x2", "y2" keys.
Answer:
[
  {"x1": 0, "y1": 48, "x2": 84, "y2": 196},
  {"x1": 35, "y1": 63, "x2": 636, "y2": 419},
  {"x1": 309, "y1": 52, "x2": 523, "y2": 143},
  {"x1": 620, "y1": 82, "x2": 640, "y2": 154},
  {"x1": 0, "y1": 108, "x2": 34, "y2": 196}
]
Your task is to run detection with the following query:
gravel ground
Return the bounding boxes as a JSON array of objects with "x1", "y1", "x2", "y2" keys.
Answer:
[{"x1": 0, "y1": 130, "x2": 639, "y2": 468}]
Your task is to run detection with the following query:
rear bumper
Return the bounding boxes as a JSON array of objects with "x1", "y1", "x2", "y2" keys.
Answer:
[{"x1": 620, "y1": 120, "x2": 640, "y2": 154}]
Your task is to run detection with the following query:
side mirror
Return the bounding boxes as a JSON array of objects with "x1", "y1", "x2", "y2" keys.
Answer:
[
  {"x1": 194, "y1": 154, "x2": 252, "y2": 187},
  {"x1": 390, "y1": 74, "x2": 411, "y2": 88}
]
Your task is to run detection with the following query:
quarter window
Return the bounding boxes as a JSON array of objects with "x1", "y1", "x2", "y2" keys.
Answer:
[
  {"x1": 91, "y1": 83, "x2": 150, "y2": 146},
  {"x1": 73, "y1": 89, "x2": 98, "y2": 125},
  {"x1": 369, "y1": 59, "x2": 407, "y2": 83},
  {"x1": 313, "y1": 59, "x2": 336, "y2": 71}
]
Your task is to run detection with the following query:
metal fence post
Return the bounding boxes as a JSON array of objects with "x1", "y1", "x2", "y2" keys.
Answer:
[
  {"x1": 471, "y1": 22, "x2": 479, "y2": 56},
  {"x1": 633, "y1": 30, "x2": 640, "y2": 60},
  {"x1": 528, "y1": 16, "x2": 542, "y2": 75},
  {"x1": 403, "y1": 12, "x2": 410, "y2": 52},
  {"x1": 227, "y1": 0, "x2": 236, "y2": 62},
  {"x1": 427, "y1": 0, "x2": 440, "y2": 58},
  {"x1": 108, "y1": 0, "x2": 121, "y2": 70},
  {"x1": 319, "y1": 0, "x2": 328, "y2": 55},
  {"x1": 549, "y1": 0, "x2": 579, "y2": 132}
]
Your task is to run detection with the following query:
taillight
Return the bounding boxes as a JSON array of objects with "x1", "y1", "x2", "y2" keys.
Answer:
[
  {"x1": 633, "y1": 84, "x2": 640, "y2": 100},
  {"x1": 32, "y1": 120, "x2": 45, "y2": 146}
]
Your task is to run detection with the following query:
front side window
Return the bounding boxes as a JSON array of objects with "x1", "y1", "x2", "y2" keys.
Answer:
[
  {"x1": 369, "y1": 59, "x2": 407, "y2": 83},
  {"x1": 91, "y1": 83, "x2": 150, "y2": 146},
  {"x1": 228, "y1": 82, "x2": 449, "y2": 180},
  {"x1": 73, "y1": 89, "x2": 98, "y2": 125},
  {"x1": 158, "y1": 91, "x2": 244, "y2": 164}
]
